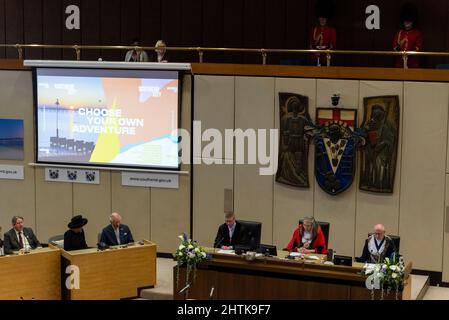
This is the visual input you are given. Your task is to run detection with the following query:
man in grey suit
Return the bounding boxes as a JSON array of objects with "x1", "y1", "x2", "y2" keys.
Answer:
[{"x1": 3, "y1": 216, "x2": 41, "y2": 254}]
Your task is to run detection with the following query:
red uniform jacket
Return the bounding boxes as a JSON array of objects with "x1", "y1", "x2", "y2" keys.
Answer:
[
  {"x1": 311, "y1": 26, "x2": 337, "y2": 49},
  {"x1": 310, "y1": 26, "x2": 337, "y2": 66},
  {"x1": 286, "y1": 224, "x2": 328, "y2": 254},
  {"x1": 393, "y1": 29, "x2": 423, "y2": 68}
]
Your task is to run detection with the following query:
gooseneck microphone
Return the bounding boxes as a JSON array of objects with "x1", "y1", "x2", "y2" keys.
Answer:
[{"x1": 215, "y1": 237, "x2": 225, "y2": 248}]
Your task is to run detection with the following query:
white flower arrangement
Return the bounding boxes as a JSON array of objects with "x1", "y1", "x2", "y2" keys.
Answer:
[
  {"x1": 173, "y1": 233, "x2": 209, "y2": 295},
  {"x1": 364, "y1": 255, "x2": 406, "y2": 300}
]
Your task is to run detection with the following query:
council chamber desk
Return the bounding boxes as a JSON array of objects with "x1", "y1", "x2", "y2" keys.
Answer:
[
  {"x1": 61, "y1": 240, "x2": 156, "y2": 300},
  {"x1": 173, "y1": 250, "x2": 412, "y2": 300},
  {"x1": 0, "y1": 247, "x2": 61, "y2": 300}
]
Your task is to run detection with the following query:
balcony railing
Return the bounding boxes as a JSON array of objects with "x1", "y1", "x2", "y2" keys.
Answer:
[{"x1": 2, "y1": 43, "x2": 449, "y2": 69}]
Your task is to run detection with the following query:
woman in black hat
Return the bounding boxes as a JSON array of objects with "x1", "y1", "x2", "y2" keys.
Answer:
[{"x1": 64, "y1": 215, "x2": 89, "y2": 251}]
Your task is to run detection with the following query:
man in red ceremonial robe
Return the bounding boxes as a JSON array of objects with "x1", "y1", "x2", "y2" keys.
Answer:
[
  {"x1": 393, "y1": 3, "x2": 423, "y2": 68},
  {"x1": 310, "y1": 0, "x2": 336, "y2": 66}
]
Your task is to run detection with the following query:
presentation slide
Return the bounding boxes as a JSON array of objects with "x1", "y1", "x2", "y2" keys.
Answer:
[{"x1": 35, "y1": 68, "x2": 180, "y2": 169}]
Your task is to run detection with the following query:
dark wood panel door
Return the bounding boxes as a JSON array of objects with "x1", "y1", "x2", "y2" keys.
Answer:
[
  {"x1": 100, "y1": 0, "x2": 121, "y2": 61},
  {"x1": 121, "y1": 0, "x2": 141, "y2": 47},
  {"x1": 180, "y1": 0, "x2": 202, "y2": 62},
  {"x1": 371, "y1": 0, "x2": 401, "y2": 68},
  {"x1": 81, "y1": 0, "x2": 101, "y2": 61},
  {"x1": 161, "y1": 0, "x2": 182, "y2": 62},
  {"x1": 332, "y1": 0, "x2": 357, "y2": 67},
  {"x1": 243, "y1": 0, "x2": 265, "y2": 64},
  {"x1": 264, "y1": 0, "x2": 286, "y2": 65},
  {"x1": 202, "y1": 0, "x2": 224, "y2": 63},
  {"x1": 140, "y1": 0, "x2": 161, "y2": 58},
  {"x1": 284, "y1": 0, "x2": 309, "y2": 65},
  {"x1": 223, "y1": 0, "x2": 244, "y2": 63},
  {"x1": 23, "y1": 0, "x2": 43, "y2": 59},
  {"x1": 5, "y1": 0, "x2": 24, "y2": 58},
  {"x1": 62, "y1": 0, "x2": 81, "y2": 60},
  {"x1": 418, "y1": 0, "x2": 449, "y2": 67},
  {"x1": 43, "y1": 0, "x2": 62, "y2": 59}
]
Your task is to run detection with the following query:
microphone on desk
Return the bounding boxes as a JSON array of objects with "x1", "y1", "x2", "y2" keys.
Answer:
[
  {"x1": 24, "y1": 235, "x2": 31, "y2": 253},
  {"x1": 215, "y1": 237, "x2": 225, "y2": 249},
  {"x1": 97, "y1": 242, "x2": 109, "y2": 251}
]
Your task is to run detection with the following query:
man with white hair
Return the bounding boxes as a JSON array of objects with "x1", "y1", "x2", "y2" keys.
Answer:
[
  {"x1": 359, "y1": 224, "x2": 396, "y2": 263},
  {"x1": 100, "y1": 212, "x2": 134, "y2": 246}
]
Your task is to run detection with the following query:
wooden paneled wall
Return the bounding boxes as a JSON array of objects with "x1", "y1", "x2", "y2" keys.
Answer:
[
  {"x1": 0, "y1": 70, "x2": 191, "y2": 253},
  {"x1": 1, "y1": 0, "x2": 449, "y2": 67},
  {"x1": 2, "y1": 65, "x2": 449, "y2": 280},
  {"x1": 192, "y1": 75, "x2": 449, "y2": 277}
]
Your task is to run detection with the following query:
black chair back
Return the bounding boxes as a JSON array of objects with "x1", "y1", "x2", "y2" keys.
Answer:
[
  {"x1": 299, "y1": 219, "x2": 330, "y2": 248},
  {"x1": 237, "y1": 220, "x2": 262, "y2": 250}
]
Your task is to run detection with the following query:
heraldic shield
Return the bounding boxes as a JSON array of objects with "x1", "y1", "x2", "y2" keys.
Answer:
[{"x1": 314, "y1": 108, "x2": 358, "y2": 195}]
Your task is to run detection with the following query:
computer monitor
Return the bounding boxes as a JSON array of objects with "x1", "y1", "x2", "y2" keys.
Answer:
[
  {"x1": 258, "y1": 244, "x2": 277, "y2": 256},
  {"x1": 237, "y1": 220, "x2": 262, "y2": 251},
  {"x1": 333, "y1": 255, "x2": 352, "y2": 266}
]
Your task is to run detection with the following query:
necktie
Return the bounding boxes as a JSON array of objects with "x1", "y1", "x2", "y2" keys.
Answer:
[
  {"x1": 115, "y1": 228, "x2": 121, "y2": 245},
  {"x1": 18, "y1": 232, "x2": 23, "y2": 249}
]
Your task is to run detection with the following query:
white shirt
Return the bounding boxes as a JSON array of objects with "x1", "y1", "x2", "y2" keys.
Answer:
[
  {"x1": 15, "y1": 229, "x2": 30, "y2": 251},
  {"x1": 302, "y1": 231, "x2": 312, "y2": 245},
  {"x1": 228, "y1": 223, "x2": 236, "y2": 240},
  {"x1": 157, "y1": 53, "x2": 167, "y2": 63}
]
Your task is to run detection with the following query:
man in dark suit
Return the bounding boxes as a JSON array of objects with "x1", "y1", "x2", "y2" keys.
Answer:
[
  {"x1": 3, "y1": 216, "x2": 41, "y2": 254},
  {"x1": 100, "y1": 212, "x2": 134, "y2": 246},
  {"x1": 213, "y1": 212, "x2": 249, "y2": 249}
]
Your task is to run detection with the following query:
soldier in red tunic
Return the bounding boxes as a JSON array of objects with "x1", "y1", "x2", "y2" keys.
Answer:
[
  {"x1": 393, "y1": 3, "x2": 423, "y2": 68},
  {"x1": 310, "y1": 0, "x2": 336, "y2": 66}
]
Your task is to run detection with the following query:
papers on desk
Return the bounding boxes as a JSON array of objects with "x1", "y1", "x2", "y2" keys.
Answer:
[
  {"x1": 288, "y1": 252, "x2": 304, "y2": 257},
  {"x1": 217, "y1": 249, "x2": 236, "y2": 255},
  {"x1": 363, "y1": 263, "x2": 377, "y2": 273},
  {"x1": 286, "y1": 253, "x2": 321, "y2": 261}
]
